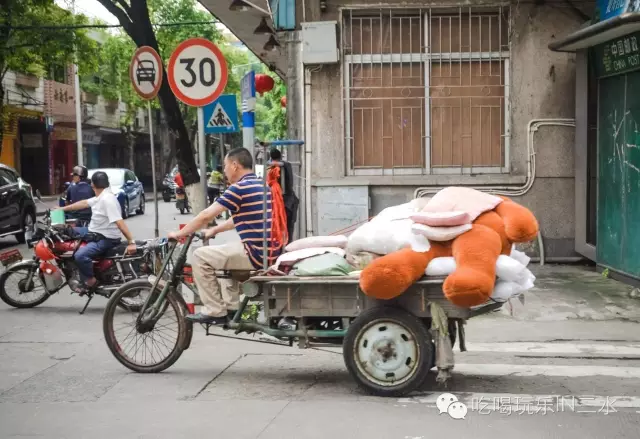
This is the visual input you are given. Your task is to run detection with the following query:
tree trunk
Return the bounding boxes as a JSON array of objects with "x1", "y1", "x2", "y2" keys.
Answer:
[
  {"x1": 0, "y1": 83, "x2": 5, "y2": 159},
  {"x1": 97, "y1": 0, "x2": 200, "y2": 186},
  {"x1": 126, "y1": 127, "x2": 135, "y2": 171}
]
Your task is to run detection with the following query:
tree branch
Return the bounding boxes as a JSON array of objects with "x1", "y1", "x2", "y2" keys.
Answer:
[
  {"x1": 94, "y1": 0, "x2": 134, "y2": 33},
  {"x1": 6, "y1": 42, "x2": 37, "y2": 51},
  {"x1": 114, "y1": 0, "x2": 133, "y2": 17}
]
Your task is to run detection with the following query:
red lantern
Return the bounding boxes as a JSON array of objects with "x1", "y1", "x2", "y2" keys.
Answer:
[
  {"x1": 280, "y1": 96, "x2": 287, "y2": 108},
  {"x1": 255, "y1": 73, "x2": 275, "y2": 96}
]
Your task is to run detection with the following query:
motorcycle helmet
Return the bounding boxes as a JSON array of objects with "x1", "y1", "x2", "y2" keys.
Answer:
[
  {"x1": 91, "y1": 171, "x2": 110, "y2": 189},
  {"x1": 72, "y1": 165, "x2": 88, "y2": 179},
  {"x1": 34, "y1": 240, "x2": 55, "y2": 261}
]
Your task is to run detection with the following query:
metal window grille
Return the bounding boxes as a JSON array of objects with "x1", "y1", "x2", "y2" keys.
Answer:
[{"x1": 342, "y1": 6, "x2": 511, "y2": 176}]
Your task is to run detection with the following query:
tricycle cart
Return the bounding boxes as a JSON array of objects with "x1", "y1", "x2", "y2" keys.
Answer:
[{"x1": 101, "y1": 141, "x2": 504, "y2": 397}]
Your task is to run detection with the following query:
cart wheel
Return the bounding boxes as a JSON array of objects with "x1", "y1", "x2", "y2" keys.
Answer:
[{"x1": 343, "y1": 306, "x2": 433, "y2": 397}]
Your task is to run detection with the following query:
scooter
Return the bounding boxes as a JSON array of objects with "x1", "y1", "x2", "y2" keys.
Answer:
[{"x1": 175, "y1": 187, "x2": 190, "y2": 214}]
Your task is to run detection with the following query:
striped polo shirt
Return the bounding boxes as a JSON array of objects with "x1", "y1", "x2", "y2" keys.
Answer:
[{"x1": 216, "y1": 173, "x2": 282, "y2": 269}]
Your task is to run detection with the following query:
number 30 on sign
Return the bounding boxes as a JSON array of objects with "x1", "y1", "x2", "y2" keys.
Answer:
[{"x1": 167, "y1": 38, "x2": 228, "y2": 107}]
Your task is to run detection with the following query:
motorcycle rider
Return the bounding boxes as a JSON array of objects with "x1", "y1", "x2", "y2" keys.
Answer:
[
  {"x1": 57, "y1": 171, "x2": 137, "y2": 294},
  {"x1": 66, "y1": 165, "x2": 94, "y2": 226}
]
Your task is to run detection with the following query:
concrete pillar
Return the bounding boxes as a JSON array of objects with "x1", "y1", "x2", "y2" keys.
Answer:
[{"x1": 285, "y1": 31, "x2": 305, "y2": 241}]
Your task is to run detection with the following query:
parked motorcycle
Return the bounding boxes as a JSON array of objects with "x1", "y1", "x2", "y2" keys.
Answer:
[
  {"x1": 0, "y1": 201, "x2": 168, "y2": 314},
  {"x1": 175, "y1": 187, "x2": 190, "y2": 214}
]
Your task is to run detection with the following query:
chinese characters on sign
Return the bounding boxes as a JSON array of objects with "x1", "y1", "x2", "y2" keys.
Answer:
[
  {"x1": 44, "y1": 80, "x2": 76, "y2": 123},
  {"x1": 470, "y1": 395, "x2": 619, "y2": 416},
  {"x1": 597, "y1": 32, "x2": 640, "y2": 78}
]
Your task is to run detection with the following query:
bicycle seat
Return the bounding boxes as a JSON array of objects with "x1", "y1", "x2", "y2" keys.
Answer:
[{"x1": 103, "y1": 240, "x2": 148, "y2": 258}]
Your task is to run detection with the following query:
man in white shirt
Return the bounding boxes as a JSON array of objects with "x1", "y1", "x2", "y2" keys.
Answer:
[{"x1": 58, "y1": 171, "x2": 137, "y2": 294}]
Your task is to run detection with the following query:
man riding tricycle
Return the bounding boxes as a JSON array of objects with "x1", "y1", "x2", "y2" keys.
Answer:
[{"x1": 102, "y1": 141, "x2": 508, "y2": 397}]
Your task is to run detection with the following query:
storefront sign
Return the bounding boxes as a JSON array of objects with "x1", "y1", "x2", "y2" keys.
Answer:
[
  {"x1": 595, "y1": 0, "x2": 640, "y2": 22},
  {"x1": 594, "y1": 31, "x2": 640, "y2": 77},
  {"x1": 52, "y1": 126, "x2": 77, "y2": 141},
  {"x1": 21, "y1": 133, "x2": 43, "y2": 148},
  {"x1": 45, "y1": 80, "x2": 76, "y2": 123},
  {"x1": 82, "y1": 130, "x2": 101, "y2": 144}
]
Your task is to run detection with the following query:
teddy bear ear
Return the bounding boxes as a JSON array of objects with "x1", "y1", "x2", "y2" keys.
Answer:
[{"x1": 494, "y1": 199, "x2": 539, "y2": 243}]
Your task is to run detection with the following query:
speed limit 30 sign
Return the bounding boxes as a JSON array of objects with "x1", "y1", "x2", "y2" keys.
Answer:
[{"x1": 167, "y1": 38, "x2": 228, "y2": 107}]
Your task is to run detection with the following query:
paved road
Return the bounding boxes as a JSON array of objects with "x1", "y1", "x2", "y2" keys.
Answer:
[{"x1": 0, "y1": 201, "x2": 639, "y2": 438}]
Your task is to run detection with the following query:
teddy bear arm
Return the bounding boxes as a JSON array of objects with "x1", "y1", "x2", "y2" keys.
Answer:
[
  {"x1": 494, "y1": 198, "x2": 539, "y2": 243},
  {"x1": 443, "y1": 224, "x2": 502, "y2": 307},
  {"x1": 359, "y1": 245, "x2": 450, "y2": 300}
]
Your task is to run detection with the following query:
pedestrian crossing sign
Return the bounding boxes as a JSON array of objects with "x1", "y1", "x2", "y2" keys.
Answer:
[{"x1": 203, "y1": 94, "x2": 239, "y2": 134}]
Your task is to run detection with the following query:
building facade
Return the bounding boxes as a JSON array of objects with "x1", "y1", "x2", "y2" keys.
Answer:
[
  {"x1": 552, "y1": 2, "x2": 640, "y2": 281},
  {"x1": 201, "y1": 0, "x2": 594, "y2": 258}
]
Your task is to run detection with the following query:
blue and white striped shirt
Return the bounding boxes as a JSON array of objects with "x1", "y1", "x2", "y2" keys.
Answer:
[{"x1": 217, "y1": 173, "x2": 282, "y2": 269}]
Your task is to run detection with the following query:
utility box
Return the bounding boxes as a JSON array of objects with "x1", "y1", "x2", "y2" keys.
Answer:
[{"x1": 301, "y1": 21, "x2": 339, "y2": 64}]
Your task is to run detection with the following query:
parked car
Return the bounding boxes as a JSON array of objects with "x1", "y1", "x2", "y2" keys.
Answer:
[
  {"x1": 60, "y1": 168, "x2": 145, "y2": 219},
  {"x1": 87, "y1": 168, "x2": 145, "y2": 219},
  {"x1": 0, "y1": 164, "x2": 36, "y2": 243}
]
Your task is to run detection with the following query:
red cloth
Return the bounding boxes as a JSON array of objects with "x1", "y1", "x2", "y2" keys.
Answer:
[
  {"x1": 174, "y1": 172, "x2": 184, "y2": 188},
  {"x1": 266, "y1": 165, "x2": 289, "y2": 252}
]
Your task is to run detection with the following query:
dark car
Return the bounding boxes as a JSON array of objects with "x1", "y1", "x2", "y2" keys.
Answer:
[
  {"x1": 0, "y1": 164, "x2": 36, "y2": 243},
  {"x1": 87, "y1": 168, "x2": 145, "y2": 219},
  {"x1": 136, "y1": 60, "x2": 156, "y2": 84}
]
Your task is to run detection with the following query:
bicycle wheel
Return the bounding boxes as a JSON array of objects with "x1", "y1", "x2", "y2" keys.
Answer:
[{"x1": 103, "y1": 279, "x2": 188, "y2": 373}]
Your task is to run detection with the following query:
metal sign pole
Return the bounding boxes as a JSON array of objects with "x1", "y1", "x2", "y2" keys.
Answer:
[
  {"x1": 262, "y1": 141, "x2": 268, "y2": 271},
  {"x1": 241, "y1": 71, "x2": 256, "y2": 169},
  {"x1": 197, "y1": 106, "x2": 207, "y2": 210},
  {"x1": 147, "y1": 101, "x2": 159, "y2": 238}
]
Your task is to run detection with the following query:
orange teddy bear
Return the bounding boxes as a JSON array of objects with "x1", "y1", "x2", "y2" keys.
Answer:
[{"x1": 359, "y1": 196, "x2": 539, "y2": 307}]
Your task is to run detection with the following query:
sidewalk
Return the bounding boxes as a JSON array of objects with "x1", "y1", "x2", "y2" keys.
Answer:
[{"x1": 467, "y1": 263, "x2": 640, "y2": 343}]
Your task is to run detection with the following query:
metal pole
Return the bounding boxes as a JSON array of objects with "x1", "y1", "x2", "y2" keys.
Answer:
[
  {"x1": 197, "y1": 107, "x2": 207, "y2": 211},
  {"x1": 219, "y1": 133, "x2": 223, "y2": 168},
  {"x1": 147, "y1": 102, "x2": 159, "y2": 238},
  {"x1": 262, "y1": 142, "x2": 268, "y2": 271},
  {"x1": 72, "y1": 0, "x2": 83, "y2": 166},
  {"x1": 241, "y1": 71, "x2": 256, "y2": 169}
]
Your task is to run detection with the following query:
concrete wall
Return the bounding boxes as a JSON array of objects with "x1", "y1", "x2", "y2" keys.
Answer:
[
  {"x1": 83, "y1": 97, "x2": 147, "y2": 131},
  {"x1": 302, "y1": 1, "x2": 589, "y2": 257},
  {"x1": 2, "y1": 71, "x2": 45, "y2": 112}
]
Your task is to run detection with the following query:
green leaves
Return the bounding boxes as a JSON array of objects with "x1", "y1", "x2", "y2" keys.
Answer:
[{"x1": 1, "y1": 0, "x2": 99, "y2": 80}]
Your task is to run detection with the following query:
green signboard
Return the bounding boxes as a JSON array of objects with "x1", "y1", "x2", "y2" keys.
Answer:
[{"x1": 594, "y1": 31, "x2": 640, "y2": 78}]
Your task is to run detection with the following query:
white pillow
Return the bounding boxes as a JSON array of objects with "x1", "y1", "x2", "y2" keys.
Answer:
[
  {"x1": 495, "y1": 254, "x2": 527, "y2": 282},
  {"x1": 425, "y1": 257, "x2": 457, "y2": 276},
  {"x1": 285, "y1": 235, "x2": 348, "y2": 252},
  {"x1": 510, "y1": 247, "x2": 531, "y2": 267},
  {"x1": 410, "y1": 211, "x2": 471, "y2": 227},
  {"x1": 411, "y1": 223, "x2": 472, "y2": 241},
  {"x1": 274, "y1": 247, "x2": 346, "y2": 269}
]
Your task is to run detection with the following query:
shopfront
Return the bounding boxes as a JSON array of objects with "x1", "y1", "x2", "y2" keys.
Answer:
[
  {"x1": 82, "y1": 128, "x2": 102, "y2": 169},
  {"x1": 51, "y1": 125, "x2": 77, "y2": 194},
  {"x1": 551, "y1": 6, "x2": 640, "y2": 282},
  {"x1": 44, "y1": 79, "x2": 77, "y2": 194},
  {"x1": 1, "y1": 106, "x2": 43, "y2": 171}
]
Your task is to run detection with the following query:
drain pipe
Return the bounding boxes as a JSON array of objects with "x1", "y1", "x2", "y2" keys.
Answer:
[
  {"x1": 413, "y1": 118, "x2": 575, "y2": 199},
  {"x1": 304, "y1": 67, "x2": 313, "y2": 237}
]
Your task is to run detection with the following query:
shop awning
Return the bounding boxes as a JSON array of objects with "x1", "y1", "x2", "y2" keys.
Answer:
[{"x1": 550, "y1": 13, "x2": 640, "y2": 52}]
